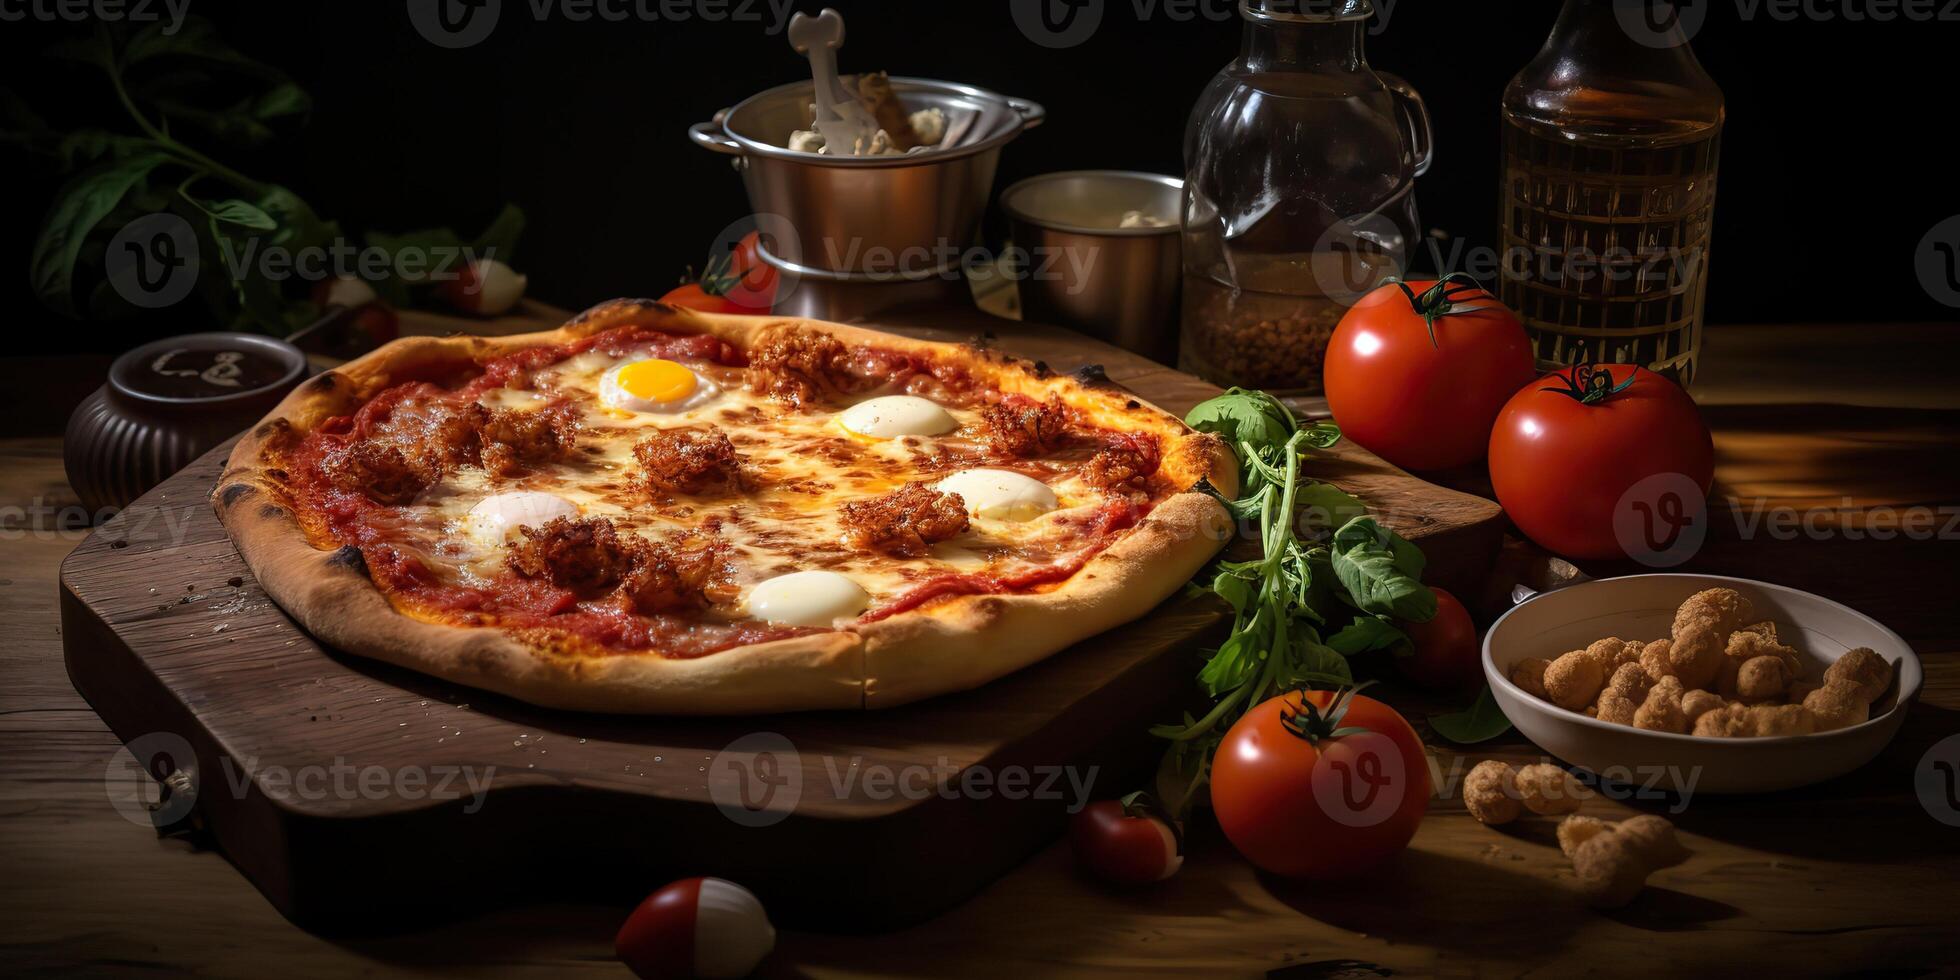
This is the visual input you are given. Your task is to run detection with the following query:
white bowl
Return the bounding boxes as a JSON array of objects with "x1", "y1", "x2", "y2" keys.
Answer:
[{"x1": 1483, "y1": 573, "x2": 1922, "y2": 794}]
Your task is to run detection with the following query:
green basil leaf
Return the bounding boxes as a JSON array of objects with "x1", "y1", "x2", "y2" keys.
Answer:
[
  {"x1": 1329, "y1": 517, "x2": 1436, "y2": 621},
  {"x1": 1294, "y1": 481, "x2": 1368, "y2": 535},
  {"x1": 250, "y1": 82, "x2": 311, "y2": 121},
  {"x1": 1210, "y1": 568, "x2": 1255, "y2": 614},
  {"x1": 187, "y1": 195, "x2": 276, "y2": 231},
  {"x1": 1327, "y1": 616, "x2": 1410, "y2": 657},
  {"x1": 1429, "y1": 687, "x2": 1513, "y2": 744},
  {"x1": 1275, "y1": 632, "x2": 1352, "y2": 690},
  {"x1": 31, "y1": 151, "x2": 169, "y2": 316},
  {"x1": 1388, "y1": 528, "x2": 1427, "y2": 580},
  {"x1": 1186, "y1": 387, "x2": 1296, "y2": 454},
  {"x1": 1197, "y1": 630, "x2": 1262, "y2": 697}
]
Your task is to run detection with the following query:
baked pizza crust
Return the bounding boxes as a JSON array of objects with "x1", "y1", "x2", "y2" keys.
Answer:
[{"x1": 215, "y1": 299, "x2": 1236, "y2": 714}]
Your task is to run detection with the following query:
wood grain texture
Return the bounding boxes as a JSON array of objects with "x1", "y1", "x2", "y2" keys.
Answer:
[{"x1": 9, "y1": 322, "x2": 1959, "y2": 977}]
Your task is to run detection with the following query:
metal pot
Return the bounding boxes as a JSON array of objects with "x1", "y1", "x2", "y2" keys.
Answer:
[
  {"x1": 689, "y1": 77, "x2": 1044, "y2": 283},
  {"x1": 1000, "y1": 171, "x2": 1184, "y2": 364}
]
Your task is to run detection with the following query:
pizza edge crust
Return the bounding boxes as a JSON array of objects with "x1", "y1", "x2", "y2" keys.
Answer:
[{"x1": 215, "y1": 299, "x2": 1235, "y2": 714}]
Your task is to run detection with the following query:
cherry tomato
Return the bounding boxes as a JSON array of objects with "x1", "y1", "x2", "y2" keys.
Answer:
[
  {"x1": 661, "y1": 231, "x2": 776, "y2": 314},
  {"x1": 615, "y1": 877, "x2": 775, "y2": 979},
  {"x1": 1488, "y1": 364, "x2": 1714, "y2": 560},
  {"x1": 1393, "y1": 587, "x2": 1481, "y2": 690},
  {"x1": 437, "y1": 258, "x2": 527, "y2": 316},
  {"x1": 1211, "y1": 689, "x2": 1429, "y2": 879},
  {"x1": 1323, "y1": 278, "x2": 1538, "y2": 471},
  {"x1": 1069, "y1": 793, "x2": 1183, "y2": 885}
]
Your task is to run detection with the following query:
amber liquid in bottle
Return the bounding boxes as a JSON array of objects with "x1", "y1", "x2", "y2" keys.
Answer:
[
  {"x1": 1498, "y1": 0, "x2": 1724, "y2": 387},
  {"x1": 1499, "y1": 111, "x2": 1719, "y2": 385}
]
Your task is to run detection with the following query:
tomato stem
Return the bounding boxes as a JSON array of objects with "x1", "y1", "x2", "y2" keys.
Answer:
[
  {"x1": 1118, "y1": 790, "x2": 1185, "y2": 855},
  {"x1": 1278, "y1": 681, "x2": 1377, "y2": 744},
  {"x1": 1542, "y1": 347, "x2": 1640, "y2": 405},
  {"x1": 693, "y1": 247, "x2": 745, "y2": 298},
  {"x1": 1379, "y1": 273, "x2": 1501, "y2": 348}
]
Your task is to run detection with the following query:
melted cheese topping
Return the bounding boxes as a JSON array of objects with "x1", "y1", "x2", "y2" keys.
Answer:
[{"x1": 407, "y1": 345, "x2": 1111, "y2": 612}]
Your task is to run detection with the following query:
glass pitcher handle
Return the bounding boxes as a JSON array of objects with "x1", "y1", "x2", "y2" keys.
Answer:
[{"x1": 1378, "y1": 70, "x2": 1433, "y2": 178}]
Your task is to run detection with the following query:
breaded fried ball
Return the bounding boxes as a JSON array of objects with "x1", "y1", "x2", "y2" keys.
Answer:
[
  {"x1": 1545, "y1": 647, "x2": 1609, "y2": 711},
  {"x1": 1463, "y1": 760, "x2": 1522, "y2": 825},
  {"x1": 1726, "y1": 629, "x2": 1804, "y2": 680},
  {"x1": 1593, "y1": 662, "x2": 1652, "y2": 725},
  {"x1": 1822, "y1": 648, "x2": 1892, "y2": 704},
  {"x1": 1680, "y1": 689, "x2": 1726, "y2": 725},
  {"x1": 1692, "y1": 702, "x2": 1818, "y2": 738},
  {"x1": 1734, "y1": 655, "x2": 1793, "y2": 702},
  {"x1": 1802, "y1": 683, "x2": 1871, "y2": 732},
  {"x1": 1633, "y1": 676, "x2": 1691, "y2": 734},
  {"x1": 1511, "y1": 657, "x2": 1551, "y2": 700},
  {"x1": 1516, "y1": 763, "x2": 1588, "y2": 815},
  {"x1": 1668, "y1": 588, "x2": 1755, "y2": 690}
]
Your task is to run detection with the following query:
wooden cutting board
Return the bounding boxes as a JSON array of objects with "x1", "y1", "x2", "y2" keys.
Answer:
[{"x1": 59, "y1": 312, "x2": 1502, "y2": 935}]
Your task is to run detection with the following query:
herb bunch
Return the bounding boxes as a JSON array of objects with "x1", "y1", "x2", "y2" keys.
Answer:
[
  {"x1": 1154, "y1": 388, "x2": 1437, "y2": 811},
  {"x1": 4, "y1": 19, "x2": 523, "y2": 333}
]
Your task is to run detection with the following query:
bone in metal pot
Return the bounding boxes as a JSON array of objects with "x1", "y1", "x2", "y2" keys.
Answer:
[{"x1": 689, "y1": 77, "x2": 1044, "y2": 280}]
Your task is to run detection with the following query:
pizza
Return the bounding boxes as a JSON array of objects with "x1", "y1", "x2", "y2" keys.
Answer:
[{"x1": 214, "y1": 299, "x2": 1236, "y2": 713}]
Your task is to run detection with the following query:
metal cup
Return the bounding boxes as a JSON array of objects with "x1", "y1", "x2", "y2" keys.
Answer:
[{"x1": 999, "y1": 171, "x2": 1183, "y2": 364}]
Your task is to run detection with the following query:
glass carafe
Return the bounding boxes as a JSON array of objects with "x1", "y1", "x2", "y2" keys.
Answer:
[
  {"x1": 1499, "y1": 0, "x2": 1724, "y2": 386},
  {"x1": 1178, "y1": 0, "x2": 1431, "y2": 395}
]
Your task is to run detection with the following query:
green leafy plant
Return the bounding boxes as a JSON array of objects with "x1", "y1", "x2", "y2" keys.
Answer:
[
  {"x1": 6, "y1": 19, "x2": 523, "y2": 333},
  {"x1": 1429, "y1": 686, "x2": 1513, "y2": 744},
  {"x1": 1152, "y1": 388, "x2": 1436, "y2": 812}
]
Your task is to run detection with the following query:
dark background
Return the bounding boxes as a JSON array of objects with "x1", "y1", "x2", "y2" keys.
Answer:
[{"x1": 3, "y1": 0, "x2": 1957, "y2": 357}]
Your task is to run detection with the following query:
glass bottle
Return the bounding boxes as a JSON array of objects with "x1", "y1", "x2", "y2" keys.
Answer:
[
  {"x1": 1499, "y1": 0, "x2": 1724, "y2": 386},
  {"x1": 1178, "y1": 0, "x2": 1431, "y2": 395}
]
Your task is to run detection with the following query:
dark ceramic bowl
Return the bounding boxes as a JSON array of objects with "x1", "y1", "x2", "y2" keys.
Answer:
[{"x1": 64, "y1": 333, "x2": 310, "y2": 515}]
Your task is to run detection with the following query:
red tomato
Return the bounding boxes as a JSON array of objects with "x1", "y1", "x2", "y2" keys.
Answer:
[
  {"x1": 1488, "y1": 364, "x2": 1714, "y2": 560},
  {"x1": 615, "y1": 877, "x2": 775, "y2": 979},
  {"x1": 1323, "y1": 278, "x2": 1538, "y2": 471},
  {"x1": 724, "y1": 230, "x2": 778, "y2": 308},
  {"x1": 1069, "y1": 794, "x2": 1183, "y2": 885},
  {"x1": 661, "y1": 231, "x2": 776, "y2": 314},
  {"x1": 657, "y1": 282, "x2": 747, "y2": 315},
  {"x1": 1211, "y1": 689, "x2": 1429, "y2": 879},
  {"x1": 1393, "y1": 587, "x2": 1481, "y2": 690}
]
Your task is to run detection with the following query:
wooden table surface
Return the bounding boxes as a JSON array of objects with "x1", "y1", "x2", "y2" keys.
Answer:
[{"x1": 5, "y1": 317, "x2": 1958, "y2": 977}]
